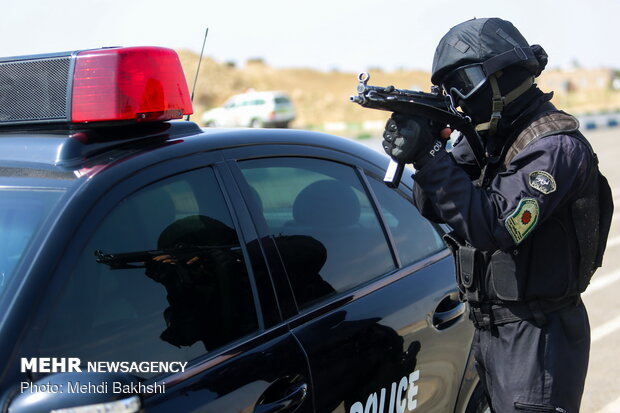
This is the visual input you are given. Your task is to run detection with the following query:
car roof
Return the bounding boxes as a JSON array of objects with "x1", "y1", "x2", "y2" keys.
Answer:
[{"x1": 0, "y1": 121, "x2": 388, "y2": 177}]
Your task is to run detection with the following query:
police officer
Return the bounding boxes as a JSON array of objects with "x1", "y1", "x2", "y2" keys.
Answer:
[{"x1": 382, "y1": 18, "x2": 612, "y2": 412}]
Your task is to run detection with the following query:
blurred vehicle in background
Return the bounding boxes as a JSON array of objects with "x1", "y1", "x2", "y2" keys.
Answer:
[{"x1": 202, "y1": 90, "x2": 295, "y2": 128}]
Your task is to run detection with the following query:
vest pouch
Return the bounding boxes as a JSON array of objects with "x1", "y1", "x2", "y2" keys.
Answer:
[
  {"x1": 488, "y1": 249, "x2": 526, "y2": 301},
  {"x1": 526, "y1": 215, "x2": 575, "y2": 299},
  {"x1": 572, "y1": 170, "x2": 614, "y2": 292},
  {"x1": 595, "y1": 172, "x2": 613, "y2": 269},
  {"x1": 571, "y1": 169, "x2": 600, "y2": 292},
  {"x1": 442, "y1": 231, "x2": 484, "y2": 301}
]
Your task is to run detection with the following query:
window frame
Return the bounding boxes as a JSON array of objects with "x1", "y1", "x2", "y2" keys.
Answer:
[
  {"x1": 220, "y1": 144, "x2": 450, "y2": 323},
  {"x1": 364, "y1": 169, "x2": 449, "y2": 266},
  {"x1": 234, "y1": 156, "x2": 400, "y2": 309},
  {"x1": 23, "y1": 152, "x2": 280, "y2": 382}
]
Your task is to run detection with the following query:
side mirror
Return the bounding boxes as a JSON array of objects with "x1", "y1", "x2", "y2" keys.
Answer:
[{"x1": 9, "y1": 372, "x2": 143, "y2": 413}]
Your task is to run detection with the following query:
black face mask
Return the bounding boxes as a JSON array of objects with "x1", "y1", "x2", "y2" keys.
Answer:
[
  {"x1": 456, "y1": 83, "x2": 492, "y2": 125},
  {"x1": 459, "y1": 85, "x2": 551, "y2": 157},
  {"x1": 456, "y1": 79, "x2": 515, "y2": 154}
]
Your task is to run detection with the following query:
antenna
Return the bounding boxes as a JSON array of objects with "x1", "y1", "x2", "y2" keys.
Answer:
[{"x1": 187, "y1": 27, "x2": 209, "y2": 121}]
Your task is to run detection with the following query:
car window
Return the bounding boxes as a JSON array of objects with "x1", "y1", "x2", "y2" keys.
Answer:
[
  {"x1": 239, "y1": 99, "x2": 262, "y2": 106},
  {"x1": 239, "y1": 157, "x2": 395, "y2": 309},
  {"x1": 37, "y1": 168, "x2": 259, "y2": 378},
  {"x1": 274, "y1": 97, "x2": 290, "y2": 105},
  {"x1": 0, "y1": 187, "x2": 65, "y2": 299},
  {"x1": 368, "y1": 178, "x2": 445, "y2": 266}
]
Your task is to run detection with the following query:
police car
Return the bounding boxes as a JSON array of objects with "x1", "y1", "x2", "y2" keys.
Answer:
[{"x1": 0, "y1": 47, "x2": 488, "y2": 413}]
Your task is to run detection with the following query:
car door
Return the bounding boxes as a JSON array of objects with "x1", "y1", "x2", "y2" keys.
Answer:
[
  {"x1": 229, "y1": 149, "x2": 474, "y2": 413},
  {"x1": 11, "y1": 154, "x2": 313, "y2": 413}
]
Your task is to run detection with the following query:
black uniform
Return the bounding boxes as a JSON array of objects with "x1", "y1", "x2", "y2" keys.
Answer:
[
  {"x1": 411, "y1": 102, "x2": 595, "y2": 412},
  {"x1": 377, "y1": 17, "x2": 614, "y2": 412}
]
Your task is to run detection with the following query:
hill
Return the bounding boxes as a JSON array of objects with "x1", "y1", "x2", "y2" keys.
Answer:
[
  {"x1": 177, "y1": 49, "x2": 431, "y2": 130},
  {"x1": 177, "y1": 49, "x2": 620, "y2": 133}
]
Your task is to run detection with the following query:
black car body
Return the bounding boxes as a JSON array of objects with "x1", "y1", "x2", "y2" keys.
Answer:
[{"x1": 0, "y1": 47, "x2": 484, "y2": 413}]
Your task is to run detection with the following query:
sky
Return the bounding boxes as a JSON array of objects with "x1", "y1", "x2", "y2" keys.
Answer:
[{"x1": 1, "y1": 0, "x2": 619, "y2": 73}]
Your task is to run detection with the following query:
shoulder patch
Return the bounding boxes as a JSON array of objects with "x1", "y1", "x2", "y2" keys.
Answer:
[
  {"x1": 505, "y1": 198, "x2": 539, "y2": 244},
  {"x1": 528, "y1": 171, "x2": 556, "y2": 195}
]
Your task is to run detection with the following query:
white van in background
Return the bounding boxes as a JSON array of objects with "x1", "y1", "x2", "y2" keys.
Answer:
[{"x1": 202, "y1": 91, "x2": 296, "y2": 128}]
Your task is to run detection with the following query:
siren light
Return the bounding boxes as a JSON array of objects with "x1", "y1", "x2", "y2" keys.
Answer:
[{"x1": 0, "y1": 46, "x2": 193, "y2": 125}]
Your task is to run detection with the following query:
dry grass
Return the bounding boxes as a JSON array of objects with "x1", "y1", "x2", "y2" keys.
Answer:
[{"x1": 177, "y1": 49, "x2": 620, "y2": 129}]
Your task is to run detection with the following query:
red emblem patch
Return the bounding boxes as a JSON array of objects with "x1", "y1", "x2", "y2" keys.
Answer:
[{"x1": 522, "y1": 211, "x2": 532, "y2": 224}]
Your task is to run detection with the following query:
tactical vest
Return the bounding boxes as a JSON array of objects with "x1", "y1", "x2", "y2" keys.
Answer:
[{"x1": 446, "y1": 111, "x2": 613, "y2": 310}]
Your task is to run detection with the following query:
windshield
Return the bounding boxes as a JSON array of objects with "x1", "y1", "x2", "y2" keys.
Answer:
[{"x1": 0, "y1": 187, "x2": 66, "y2": 299}]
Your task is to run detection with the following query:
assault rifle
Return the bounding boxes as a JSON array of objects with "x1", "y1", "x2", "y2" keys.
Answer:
[
  {"x1": 350, "y1": 72, "x2": 485, "y2": 187},
  {"x1": 94, "y1": 244, "x2": 239, "y2": 270}
]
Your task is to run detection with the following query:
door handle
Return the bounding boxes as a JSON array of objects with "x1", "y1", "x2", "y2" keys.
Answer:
[
  {"x1": 432, "y1": 293, "x2": 466, "y2": 330},
  {"x1": 254, "y1": 382, "x2": 308, "y2": 413}
]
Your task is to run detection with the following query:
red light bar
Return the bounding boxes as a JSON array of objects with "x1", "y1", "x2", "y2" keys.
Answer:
[{"x1": 71, "y1": 47, "x2": 193, "y2": 123}]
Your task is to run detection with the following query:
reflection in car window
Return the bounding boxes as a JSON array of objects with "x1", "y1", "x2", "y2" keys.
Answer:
[
  {"x1": 368, "y1": 178, "x2": 445, "y2": 266},
  {"x1": 240, "y1": 158, "x2": 395, "y2": 309},
  {"x1": 38, "y1": 168, "x2": 258, "y2": 378}
]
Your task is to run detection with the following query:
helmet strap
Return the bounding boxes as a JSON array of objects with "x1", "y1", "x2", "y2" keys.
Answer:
[{"x1": 475, "y1": 74, "x2": 535, "y2": 135}]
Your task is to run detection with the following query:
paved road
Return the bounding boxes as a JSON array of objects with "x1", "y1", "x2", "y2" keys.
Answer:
[
  {"x1": 580, "y1": 128, "x2": 620, "y2": 413},
  {"x1": 357, "y1": 127, "x2": 620, "y2": 412}
]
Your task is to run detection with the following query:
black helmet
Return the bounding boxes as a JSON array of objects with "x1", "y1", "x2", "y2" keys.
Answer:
[
  {"x1": 431, "y1": 17, "x2": 541, "y2": 86},
  {"x1": 431, "y1": 18, "x2": 548, "y2": 135}
]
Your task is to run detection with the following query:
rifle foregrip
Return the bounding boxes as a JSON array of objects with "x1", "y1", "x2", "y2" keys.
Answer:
[{"x1": 384, "y1": 160, "x2": 405, "y2": 188}]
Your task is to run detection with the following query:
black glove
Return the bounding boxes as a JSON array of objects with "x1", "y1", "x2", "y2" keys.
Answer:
[{"x1": 382, "y1": 114, "x2": 447, "y2": 169}]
